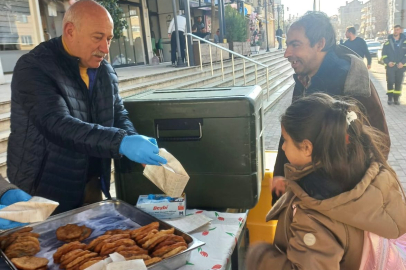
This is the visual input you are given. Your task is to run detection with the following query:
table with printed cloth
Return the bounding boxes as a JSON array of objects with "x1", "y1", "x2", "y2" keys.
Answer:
[{"x1": 177, "y1": 209, "x2": 248, "y2": 270}]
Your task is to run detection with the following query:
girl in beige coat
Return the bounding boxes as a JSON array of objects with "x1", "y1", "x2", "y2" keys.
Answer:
[{"x1": 247, "y1": 93, "x2": 406, "y2": 270}]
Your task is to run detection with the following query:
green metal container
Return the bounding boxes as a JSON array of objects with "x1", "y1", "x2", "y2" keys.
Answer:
[{"x1": 114, "y1": 86, "x2": 265, "y2": 209}]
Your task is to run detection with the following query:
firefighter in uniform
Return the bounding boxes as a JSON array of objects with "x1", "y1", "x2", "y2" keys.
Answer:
[{"x1": 382, "y1": 25, "x2": 406, "y2": 105}]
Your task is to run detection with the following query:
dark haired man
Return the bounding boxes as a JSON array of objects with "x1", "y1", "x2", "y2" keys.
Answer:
[
  {"x1": 193, "y1": 16, "x2": 205, "y2": 33},
  {"x1": 214, "y1": 29, "x2": 220, "y2": 43},
  {"x1": 272, "y1": 11, "x2": 389, "y2": 201},
  {"x1": 382, "y1": 25, "x2": 406, "y2": 105},
  {"x1": 276, "y1": 26, "x2": 283, "y2": 50},
  {"x1": 343, "y1": 26, "x2": 371, "y2": 69}
]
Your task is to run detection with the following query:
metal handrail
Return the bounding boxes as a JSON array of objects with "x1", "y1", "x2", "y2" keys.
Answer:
[
  {"x1": 184, "y1": 33, "x2": 271, "y2": 100},
  {"x1": 185, "y1": 33, "x2": 267, "y2": 68}
]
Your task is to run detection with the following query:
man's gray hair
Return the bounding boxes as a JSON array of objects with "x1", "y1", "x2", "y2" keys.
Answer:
[{"x1": 62, "y1": 0, "x2": 105, "y2": 30}]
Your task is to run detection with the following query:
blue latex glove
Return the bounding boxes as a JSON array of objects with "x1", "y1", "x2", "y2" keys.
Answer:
[
  {"x1": 0, "y1": 189, "x2": 32, "y2": 206},
  {"x1": 0, "y1": 205, "x2": 28, "y2": 230},
  {"x1": 119, "y1": 135, "x2": 167, "y2": 166}
]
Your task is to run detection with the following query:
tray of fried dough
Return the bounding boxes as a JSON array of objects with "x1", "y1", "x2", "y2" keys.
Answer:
[{"x1": 0, "y1": 200, "x2": 205, "y2": 270}]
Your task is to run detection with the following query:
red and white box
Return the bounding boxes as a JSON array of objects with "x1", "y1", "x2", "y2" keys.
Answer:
[{"x1": 135, "y1": 194, "x2": 186, "y2": 219}]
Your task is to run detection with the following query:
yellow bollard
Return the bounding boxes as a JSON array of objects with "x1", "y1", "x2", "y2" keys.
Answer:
[{"x1": 246, "y1": 150, "x2": 278, "y2": 244}]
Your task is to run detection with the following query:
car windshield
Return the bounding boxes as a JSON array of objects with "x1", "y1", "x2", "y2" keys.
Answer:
[{"x1": 367, "y1": 42, "x2": 380, "y2": 47}]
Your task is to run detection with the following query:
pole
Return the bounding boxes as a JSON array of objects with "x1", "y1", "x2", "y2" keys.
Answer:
[
  {"x1": 184, "y1": 0, "x2": 195, "y2": 65},
  {"x1": 172, "y1": 0, "x2": 185, "y2": 67},
  {"x1": 221, "y1": 0, "x2": 226, "y2": 37},
  {"x1": 265, "y1": 1, "x2": 269, "y2": 52},
  {"x1": 402, "y1": 0, "x2": 405, "y2": 29},
  {"x1": 211, "y1": 0, "x2": 215, "y2": 39},
  {"x1": 313, "y1": 0, "x2": 316, "y2": 11},
  {"x1": 218, "y1": 0, "x2": 223, "y2": 42}
]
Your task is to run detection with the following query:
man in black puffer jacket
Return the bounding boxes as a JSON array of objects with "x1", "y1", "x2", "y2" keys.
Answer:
[{"x1": 7, "y1": 0, "x2": 167, "y2": 214}]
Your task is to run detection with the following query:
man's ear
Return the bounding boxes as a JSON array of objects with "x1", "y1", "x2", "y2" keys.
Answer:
[
  {"x1": 63, "y1": 22, "x2": 75, "y2": 40},
  {"x1": 301, "y1": 139, "x2": 313, "y2": 157},
  {"x1": 316, "y1": 38, "x2": 326, "y2": 52}
]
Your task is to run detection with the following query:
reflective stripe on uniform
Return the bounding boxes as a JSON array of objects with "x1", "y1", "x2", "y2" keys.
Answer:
[
  {"x1": 387, "y1": 90, "x2": 395, "y2": 93},
  {"x1": 394, "y1": 90, "x2": 402, "y2": 94},
  {"x1": 382, "y1": 55, "x2": 388, "y2": 59},
  {"x1": 385, "y1": 41, "x2": 390, "y2": 45}
]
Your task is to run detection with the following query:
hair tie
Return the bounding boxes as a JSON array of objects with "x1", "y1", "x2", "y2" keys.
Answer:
[{"x1": 346, "y1": 111, "x2": 357, "y2": 126}]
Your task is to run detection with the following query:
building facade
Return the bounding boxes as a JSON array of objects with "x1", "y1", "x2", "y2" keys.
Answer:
[
  {"x1": 0, "y1": 0, "x2": 269, "y2": 73},
  {"x1": 0, "y1": 0, "x2": 43, "y2": 73},
  {"x1": 360, "y1": 0, "x2": 388, "y2": 39},
  {"x1": 0, "y1": 0, "x2": 153, "y2": 72},
  {"x1": 360, "y1": 1, "x2": 372, "y2": 38},
  {"x1": 329, "y1": 15, "x2": 340, "y2": 41},
  {"x1": 338, "y1": 0, "x2": 364, "y2": 39},
  {"x1": 387, "y1": 0, "x2": 406, "y2": 32}
]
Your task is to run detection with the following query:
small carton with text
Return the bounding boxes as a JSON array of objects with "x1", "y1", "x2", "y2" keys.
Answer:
[{"x1": 135, "y1": 194, "x2": 186, "y2": 219}]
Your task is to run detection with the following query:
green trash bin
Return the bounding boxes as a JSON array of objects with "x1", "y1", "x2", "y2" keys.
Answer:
[{"x1": 114, "y1": 86, "x2": 265, "y2": 209}]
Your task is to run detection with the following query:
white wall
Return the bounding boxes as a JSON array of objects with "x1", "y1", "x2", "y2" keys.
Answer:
[{"x1": 158, "y1": 0, "x2": 182, "y2": 37}]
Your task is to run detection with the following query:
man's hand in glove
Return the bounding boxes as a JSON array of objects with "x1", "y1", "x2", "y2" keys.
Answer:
[
  {"x1": 119, "y1": 135, "x2": 167, "y2": 166},
  {"x1": 0, "y1": 205, "x2": 28, "y2": 230},
  {"x1": 0, "y1": 189, "x2": 32, "y2": 206},
  {"x1": 0, "y1": 190, "x2": 31, "y2": 230}
]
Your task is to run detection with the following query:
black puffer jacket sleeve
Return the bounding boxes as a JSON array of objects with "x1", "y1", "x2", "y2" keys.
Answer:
[{"x1": 13, "y1": 61, "x2": 126, "y2": 159}]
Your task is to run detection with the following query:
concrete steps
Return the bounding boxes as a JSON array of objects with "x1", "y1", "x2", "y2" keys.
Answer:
[
  {"x1": 0, "y1": 50, "x2": 294, "y2": 181},
  {"x1": 161, "y1": 53, "x2": 289, "y2": 91},
  {"x1": 118, "y1": 51, "x2": 286, "y2": 97}
]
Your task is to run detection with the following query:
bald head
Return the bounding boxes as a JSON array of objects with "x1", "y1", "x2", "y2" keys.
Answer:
[
  {"x1": 62, "y1": 0, "x2": 114, "y2": 68},
  {"x1": 63, "y1": 0, "x2": 113, "y2": 32}
]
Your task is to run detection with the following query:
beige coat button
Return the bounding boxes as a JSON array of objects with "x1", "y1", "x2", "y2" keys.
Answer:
[{"x1": 303, "y1": 233, "x2": 316, "y2": 246}]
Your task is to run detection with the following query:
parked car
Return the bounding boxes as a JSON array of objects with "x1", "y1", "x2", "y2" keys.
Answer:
[
  {"x1": 377, "y1": 43, "x2": 384, "y2": 65},
  {"x1": 367, "y1": 41, "x2": 381, "y2": 56},
  {"x1": 375, "y1": 37, "x2": 386, "y2": 43}
]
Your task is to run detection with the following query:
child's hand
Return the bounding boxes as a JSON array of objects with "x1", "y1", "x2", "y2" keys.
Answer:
[{"x1": 271, "y1": 176, "x2": 287, "y2": 197}]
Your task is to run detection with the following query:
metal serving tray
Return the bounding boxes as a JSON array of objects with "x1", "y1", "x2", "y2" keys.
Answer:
[{"x1": 0, "y1": 200, "x2": 205, "y2": 270}]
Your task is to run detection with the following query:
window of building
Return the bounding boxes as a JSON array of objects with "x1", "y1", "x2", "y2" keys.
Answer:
[
  {"x1": 16, "y1": 15, "x2": 28, "y2": 23},
  {"x1": 21, "y1": 35, "x2": 33, "y2": 45},
  {"x1": 0, "y1": 0, "x2": 39, "y2": 51}
]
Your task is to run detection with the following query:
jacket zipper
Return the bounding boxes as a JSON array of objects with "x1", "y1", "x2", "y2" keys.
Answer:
[
  {"x1": 74, "y1": 60, "x2": 100, "y2": 200},
  {"x1": 75, "y1": 61, "x2": 103, "y2": 122},
  {"x1": 284, "y1": 195, "x2": 297, "y2": 245},
  {"x1": 90, "y1": 64, "x2": 102, "y2": 122}
]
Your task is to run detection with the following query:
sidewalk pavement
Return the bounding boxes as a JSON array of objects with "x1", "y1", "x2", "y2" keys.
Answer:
[{"x1": 264, "y1": 58, "x2": 406, "y2": 191}]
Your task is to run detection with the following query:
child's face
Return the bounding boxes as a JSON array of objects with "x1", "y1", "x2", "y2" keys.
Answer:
[{"x1": 281, "y1": 126, "x2": 313, "y2": 168}]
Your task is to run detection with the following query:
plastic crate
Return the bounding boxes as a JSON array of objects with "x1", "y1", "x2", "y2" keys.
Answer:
[{"x1": 246, "y1": 150, "x2": 278, "y2": 244}]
